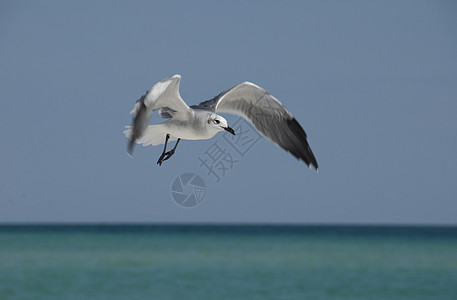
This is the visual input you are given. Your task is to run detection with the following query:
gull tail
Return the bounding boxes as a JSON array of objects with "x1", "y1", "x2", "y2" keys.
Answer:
[{"x1": 123, "y1": 124, "x2": 176, "y2": 154}]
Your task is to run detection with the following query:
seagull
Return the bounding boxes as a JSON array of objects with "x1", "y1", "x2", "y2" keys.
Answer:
[{"x1": 124, "y1": 74, "x2": 318, "y2": 170}]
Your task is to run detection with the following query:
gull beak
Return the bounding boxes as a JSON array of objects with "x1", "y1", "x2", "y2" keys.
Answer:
[{"x1": 224, "y1": 126, "x2": 235, "y2": 135}]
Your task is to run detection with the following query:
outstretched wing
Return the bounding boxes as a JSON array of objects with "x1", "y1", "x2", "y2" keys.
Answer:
[
  {"x1": 127, "y1": 74, "x2": 190, "y2": 155},
  {"x1": 195, "y1": 82, "x2": 318, "y2": 170}
]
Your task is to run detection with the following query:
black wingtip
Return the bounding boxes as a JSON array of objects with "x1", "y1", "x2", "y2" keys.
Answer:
[
  {"x1": 286, "y1": 118, "x2": 319, "y2": 171},
  {"x1": 307, "y1": 162, "x2": 319, "y2": 172},
  {"x1": 127, "y1": 140, "x2": 135, "y2": 157},
  {"x1": 306, "y1": 145, "x2": 319, "y2": 171}
]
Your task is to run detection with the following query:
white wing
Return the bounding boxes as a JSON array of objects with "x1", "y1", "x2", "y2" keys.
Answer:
[
  {"x1": 130, "y1": 74, "x2": 190, "y2": 120},
  {"x1": 126, "y1": 74, "x2": 190, "y2": 154},
  {"x1": 195, "y1": 82, "x2": 318, "y2": 170}
]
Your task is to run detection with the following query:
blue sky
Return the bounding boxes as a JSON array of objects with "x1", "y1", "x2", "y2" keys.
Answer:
[{"x1": 1, "y1": 0, "x2": 456, "y2": 224}]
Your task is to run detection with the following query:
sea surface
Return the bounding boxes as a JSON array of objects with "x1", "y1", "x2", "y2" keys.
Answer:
[{"x1": 0, "y1": 225, "x2": 456, "y2": 300}]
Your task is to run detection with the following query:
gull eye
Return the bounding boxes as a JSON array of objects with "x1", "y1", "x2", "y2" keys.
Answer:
[{"x1": 214, "y1": 119, "x2": 220, "y2": 124}]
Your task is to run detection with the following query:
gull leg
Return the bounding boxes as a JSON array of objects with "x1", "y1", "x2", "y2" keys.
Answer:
[
  {"x1": 160, "y1": 138, "x2": 181, "y2": 164},
  {"x1": 157, "y1": 134, "x2": 170, "y2": 166}
]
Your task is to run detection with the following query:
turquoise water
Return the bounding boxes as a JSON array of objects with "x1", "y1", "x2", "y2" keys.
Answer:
[{"x1": 0, "y1": 225, "x2": 456, "y2": 300}]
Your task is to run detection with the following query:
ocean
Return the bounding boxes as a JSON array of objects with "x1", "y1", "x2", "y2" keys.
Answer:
[{"x1": 0, "y1": 225, "x2": 456, "y2": 300}]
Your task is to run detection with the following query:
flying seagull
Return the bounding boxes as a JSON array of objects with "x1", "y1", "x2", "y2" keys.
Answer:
[{"x1": 124, "y1": 74, "x2": 318, "y2": 170}]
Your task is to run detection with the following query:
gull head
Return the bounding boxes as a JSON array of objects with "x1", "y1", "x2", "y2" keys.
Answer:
[{"x1": 207, "y1": 113, "x2": 235, "y2": 135}]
